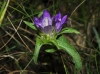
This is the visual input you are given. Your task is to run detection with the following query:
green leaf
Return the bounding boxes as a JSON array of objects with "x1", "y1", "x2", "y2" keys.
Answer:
[
  {"x1": 45, "y1": 49, "x2": 56, "y2": 53},
  {"x1": 38, "y1": 11, "x2": 43, "y2": 17},
  {"x1": 23, "y1": 21, "x2": 37, "y2": 30},
  {"x1": 50, "y1": 38, "x2": 59, "y2": 49},
  {"x1": 57, "y1": 36, "x2": 82, "y2": 70},
  {"x1": 59, "y1": 27, "x2": 80, "y2": 34},
  {"x1": 0, "y1": 0, "x2": 10, "y2": 26},
  {"x1": 33, "y1": 37, "x2": 43, "y2": 64}
]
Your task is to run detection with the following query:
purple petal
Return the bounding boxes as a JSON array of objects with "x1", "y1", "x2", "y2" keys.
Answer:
[
  {"x1": 42, "y1": 17, "x2": 52, "y2": 28},
  {"x1": 41, "y1": 25, "x2": 52, "y2": 34},
  {"x1": 61, "y1": 15, "x2": 67, "y2": 24},
  {"x1": 34, "y1": 17, "x2": 41, "y2": 28},
  {"x1": 55, "y1": 12, "x2": 61, "y2": 22},
  {"x1": 52, "y1": 16, "x2": 55, "y2": 21},
  {"x1": 43, "y1": 10, "x2": 50, "y2": 18},
  {"x1": 48, "y1": 17, "x2": 52, "y2": 26},
  {"x1": 41, "y1": 10, "x2": 52, "y2": 28},
  {"x1": 42, "y1": 17, "x2": 49, "y2": 28},
  {"x1": 39, "y1": 14, "x2": 43, "y2": 22},
  {"x1": 55, "y1": 22, "x2": 62, "y2": 32}
]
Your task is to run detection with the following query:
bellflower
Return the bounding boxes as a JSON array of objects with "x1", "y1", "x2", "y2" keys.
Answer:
[
  {"x1": 34, "y1": 10, "x2": 52, "y2": 34},
  {"x1": 33, "y1": 10, "x2": 67, "y2": 38},
  {"x1": 54, "y1": 12, "x2": 67, "y2": 32}
]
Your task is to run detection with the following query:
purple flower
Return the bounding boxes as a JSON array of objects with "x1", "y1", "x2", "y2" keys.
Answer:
[
  {"x1": 34, "y1": 10, "x2": 52, "y2": 34},
  {"x1": 34, "y1": 10, "x2": 67, "y2": 35},
  {"x1": 54, "y1": 12, "x2": 67, "y2": 32}
]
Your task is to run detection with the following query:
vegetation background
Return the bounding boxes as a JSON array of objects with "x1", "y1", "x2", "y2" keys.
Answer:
[{"x1": 0, "y1": 0, "x2": 100, "y2": 74}]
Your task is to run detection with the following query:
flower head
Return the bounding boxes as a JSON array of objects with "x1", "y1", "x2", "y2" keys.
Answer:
[
  {"x1": 34, "y1": 10, "x2": 52, "y2": 34},
  {"x1": 34, "y1": 10, "x2": 67, "y2": 36},
  {"x1": 54, "y1": 12, "x2": 67, "y2": 32}
]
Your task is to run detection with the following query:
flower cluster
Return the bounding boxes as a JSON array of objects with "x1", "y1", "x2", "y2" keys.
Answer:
[{"x1": 34, "y1": 10, "x2": 67, "y2": 35}]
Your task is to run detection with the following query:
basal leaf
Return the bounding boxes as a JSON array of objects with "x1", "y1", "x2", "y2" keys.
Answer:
[
  {"x1": 57, "y1": 36, "x2": 82, "y2": 70},
  {"x1": 23, "y1": 21, "x2": 37, "y2": 30}
]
